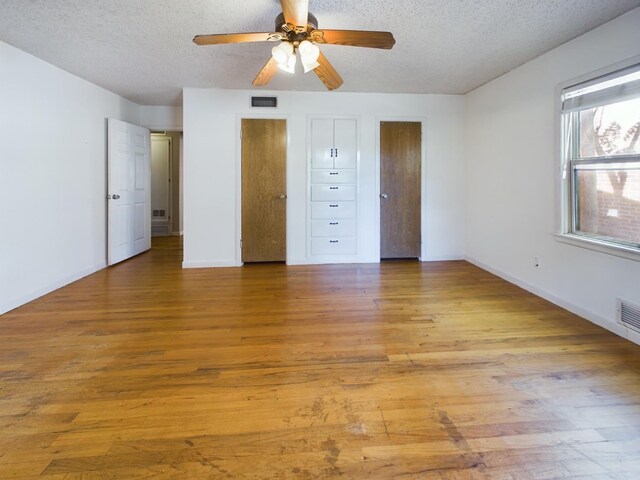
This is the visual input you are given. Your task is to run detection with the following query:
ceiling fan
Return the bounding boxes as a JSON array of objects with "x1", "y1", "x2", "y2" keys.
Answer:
[{"x1": 193, "y1": 0, "x2": 396, "y2": 91}]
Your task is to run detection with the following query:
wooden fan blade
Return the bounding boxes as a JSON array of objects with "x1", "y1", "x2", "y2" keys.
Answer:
[
  {"x1": 193, "y1": 32, "x2": 283, "y2": 46},
  {"x1": 253, "y1": 57, "x2": 279, "y2": 87},
  {"x1": 314, "y1": 52, "x2": 343, "y2": 91},
  {"x1": 311, "y1": 30, "x2": 396, "y2": 49},
  {"x1": 280, "y1": 0, "x2": 309, "y2": 27}
]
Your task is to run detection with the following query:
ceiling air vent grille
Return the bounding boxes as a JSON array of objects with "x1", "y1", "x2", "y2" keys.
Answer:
[
  {"x1": 618, "y1": 298, "x2": 640, "y2": 333},
  {"x1": 251, "y1": 96, "x2": 278, "y2": 108}
]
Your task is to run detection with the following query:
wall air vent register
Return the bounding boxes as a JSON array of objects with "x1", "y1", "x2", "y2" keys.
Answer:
[
  {"x1": 618, "y1": 298, "x2": 640, "y2": 333},
  {"x1": 251, "y1": 96, "x2": 278, "y2": 108}
]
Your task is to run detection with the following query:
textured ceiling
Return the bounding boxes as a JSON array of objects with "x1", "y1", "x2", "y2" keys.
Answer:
[{"x1": 1, "y1": 0, "x2": 639, "y2": 105}]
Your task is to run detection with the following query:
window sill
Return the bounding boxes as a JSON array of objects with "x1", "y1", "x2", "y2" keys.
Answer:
[{"x1": 555, "y1": 233, "x2": 640, "y2": 262}]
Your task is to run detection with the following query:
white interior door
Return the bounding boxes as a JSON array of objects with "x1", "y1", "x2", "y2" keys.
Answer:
[{"x1": 107, "y1": 118, "x2": 151, "y2": 265}]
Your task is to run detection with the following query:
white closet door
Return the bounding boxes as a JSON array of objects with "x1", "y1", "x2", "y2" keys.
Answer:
[
  {"x1": 107, "y1": 118, "x2": 151, "y2": 265},
  {"x1": 333, "y1": 119, "x2": 357, "y2": 169},
  {"x1": 311, "y1": 118, "x2": 334, "y2": 169}
]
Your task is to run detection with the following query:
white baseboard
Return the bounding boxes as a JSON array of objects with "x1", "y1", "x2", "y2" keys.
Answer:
[
  {"x1": 423, "y1": 254, "x2": 465, "y2": 262},
  {"x1": 286, "y1": 258, "x2": 310, "y2": 266},
  {"x1": 465, "y1": 256, "x2": 640, "y2": 346},
  {"x1": 182, "y1": 260, "x2": 239, "y2": 268},
  {"x1": 0, "y1": 262, "x2": 107, "y2": 315}
]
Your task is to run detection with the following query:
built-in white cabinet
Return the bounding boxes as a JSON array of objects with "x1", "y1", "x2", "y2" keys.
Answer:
[
  {"x1": 309, "y1": 118, "x2": 358, "y2": 259},
  {"x1": 311, "y1": 119, "x2": 357, "y2": 170}
]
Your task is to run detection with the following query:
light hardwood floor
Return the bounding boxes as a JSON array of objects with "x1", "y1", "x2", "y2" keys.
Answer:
[{"x1": 1, "y1": 237, "x2": 639, "y2": 479}]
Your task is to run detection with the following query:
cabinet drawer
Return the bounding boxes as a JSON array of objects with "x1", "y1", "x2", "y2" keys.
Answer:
[
  {"x1": 311, "y1": 237, "x2": 356, "y2": 255},
  {"x1": 311, "y1": 170, "x2": 356, "y2": 184},
  {"x1": 311, "y1": 202, "x2": 356, "y2": 219},
  {"x1": 311, "y1": 219, "x2": 356, "y2": 237},
  {"x1": 311, "y1": 184, "x2": 356, "y2": 201}
]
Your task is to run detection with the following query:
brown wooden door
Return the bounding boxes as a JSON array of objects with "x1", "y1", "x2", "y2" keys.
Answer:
[
  {"x1": 241, "y1": 119, "x2": 287, "y2": 262},
  {"x1": 380, "y1": 121, "x2": 422, "y2": 259}
]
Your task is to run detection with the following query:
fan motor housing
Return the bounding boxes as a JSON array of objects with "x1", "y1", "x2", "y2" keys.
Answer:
[{"x1": 275, "y1": 12, "x2": 318, "y2": 35}]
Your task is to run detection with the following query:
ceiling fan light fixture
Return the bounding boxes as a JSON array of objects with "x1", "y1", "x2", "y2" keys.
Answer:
[
  {"x1": 277, "y1": 53, "x2": 297, "y2": 73},
  {"x1": 302, "y1": 59, "x2": 320, "y2": 73},
  {"x1": 271, "y1": 41, "x2": 294, "y2": 65},
  {"x1": 298, "y1": 40, "x2": 320, "y2": 73},
  {"x1": 298, "y1": 40, "x2": 319, "y2": 61}
]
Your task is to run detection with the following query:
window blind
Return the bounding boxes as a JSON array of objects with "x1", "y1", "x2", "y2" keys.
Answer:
[{"x1": 561, "y1": 63, "x2": 640, "y2": 113}]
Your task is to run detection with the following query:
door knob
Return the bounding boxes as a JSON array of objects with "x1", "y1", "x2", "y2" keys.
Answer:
[
  {"x1": 278, "y1": 194, "x2": 287, "y2": 199},
  {"x1": 112, "y1": 194, "x2": 121, "y2": 200},
  {"x1": 380, "y1": 193, "x2": 388, "y2": 199}
]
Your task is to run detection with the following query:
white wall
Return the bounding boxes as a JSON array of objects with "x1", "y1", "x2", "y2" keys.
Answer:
[
  {"x1": 182, "y1": 89, "x2": 466, "y2": 267},
  {"x1": 0, "y1": 41, "x2": 140, "y2": 314},
  {"x1": 465, "y1": 8, "x2": 640, "y2": 344},
  {"x1": 140, "y1": 106, "x2": 183, "y2": 131}
]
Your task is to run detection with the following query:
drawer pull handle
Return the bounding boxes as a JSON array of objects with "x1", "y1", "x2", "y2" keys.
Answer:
[
  {"x1": 329, "y1": 187, "x2": 339, "y2": 190},
  {"x1": 329, "y1": 172, "x2": 338, "y2": 175},
  {"x1": 329, "y1": 204, "x2": 338, "y2": 208},
  {"x1": 330, "y1": 222, "x2": 339, "y2": 225},
  {"x1": 330, "y1": 240, "x2": 339, "y2": 244}
]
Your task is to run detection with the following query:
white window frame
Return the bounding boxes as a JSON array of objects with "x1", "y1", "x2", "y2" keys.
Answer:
[{"x1": 556, "y1": 56, "x2": 640, "y2": 262}]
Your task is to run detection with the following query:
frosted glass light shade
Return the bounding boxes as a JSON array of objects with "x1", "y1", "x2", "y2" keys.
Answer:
[
  {"x1": 277, "y1": 54, "x2": 297, "y2": 73},
  {"x1": 271, "y1": 42, "x2": 294, "y2": 65},
  {"x1": 298, "y1": 41, "x2": 320, "y2": 73},
  {"x1": 302, "y1": 59, "x2": 320, "y2": 73},
  {"x1": 298, "y1": 41, "x2": 319, "y2": 61}
]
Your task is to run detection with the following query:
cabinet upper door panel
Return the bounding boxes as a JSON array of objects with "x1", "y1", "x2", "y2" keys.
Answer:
[
  {"x1": 333, "y1": 119, "x2": 357, "y2": 169},
  {"x1": 311, "y1": 118, "x2": 335, "y2": 169}
]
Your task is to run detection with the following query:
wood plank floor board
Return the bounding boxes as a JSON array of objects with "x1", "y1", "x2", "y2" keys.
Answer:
[{"x1": 1, "y1": 237, "x2": 639, "y2": 478}]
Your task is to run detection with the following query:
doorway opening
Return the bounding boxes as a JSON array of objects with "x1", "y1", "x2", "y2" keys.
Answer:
[{"x1": 150, "y1": 131, "x2": 183, "y2": 237}]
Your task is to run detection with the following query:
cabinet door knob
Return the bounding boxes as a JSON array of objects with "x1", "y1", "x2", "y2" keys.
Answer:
[
  {"x1": 380, "y1": 193, "x2": 388, "y2": 199},
  {"x1": 278, "y1": 194, "x2": 287, "y2": 199}
]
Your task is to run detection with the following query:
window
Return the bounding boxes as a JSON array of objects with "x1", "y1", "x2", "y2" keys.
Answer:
[{"x1": 560, "y1": 62, "x2": 640, "y2": 256}]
